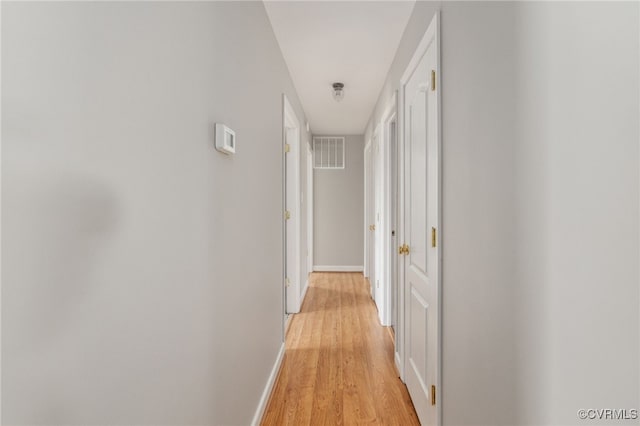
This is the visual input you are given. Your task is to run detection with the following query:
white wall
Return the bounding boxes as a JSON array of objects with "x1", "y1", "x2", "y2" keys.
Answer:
[
  {"x1": 366, "y1": 2, "x2": 638, "y2": 425},
  {"x1": 513, "y1": 3, "x2": 639, "y2": 424},
  {"x1": 1, "y1": 2, "x2": 310, "y2": 425},
  {"x1": 439, "y1": 4, "x2": 519, "y2": 424},
  {"x1": 313, "y1": 135, "x2": 365, "y2": 268}
]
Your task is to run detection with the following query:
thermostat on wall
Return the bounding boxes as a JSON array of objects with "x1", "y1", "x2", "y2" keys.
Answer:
[{"x1": 215, "y1": 123, "x2": 236, "y2": 154}]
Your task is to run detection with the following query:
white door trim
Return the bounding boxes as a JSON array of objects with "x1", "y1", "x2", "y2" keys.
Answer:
[
  {"x1": 373, "y1": 123, "x2": 387, "y2": 324},
  {"x1": 283, "y1": 95, "x2": 302, "y2": 315},
  {"x1": 380, "y1": 92, "x2": 398, "y2": 329},
  {"x1": 396, "y1": 89, "x2": 406, "y2": 378},
  {"x1": 371, "y1": 123, "x2": 384, "y2": 310},
  {"x1": 398, "y1": 11, "x2": 441, "y2": 424},
  {"x1": 363, "y1": 140, "x2": 372, "y2": 279},
  {"x1": 306, "y1": 142, "x2": 314, "y2": 275}
]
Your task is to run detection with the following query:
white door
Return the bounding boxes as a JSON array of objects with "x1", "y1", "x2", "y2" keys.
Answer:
[
  {"x1": 364, "y1": 144, "x2": 370, "y2": 278},
  {"x1": 389, "y1": 119, "x2": 398, "y2": 333},
  {"x1": 364, "y1": 142, "x2": 376, "y2": 297},
  {"x1": 283, "y1": 96, "x2": 300, "y2": 316},
  {"x1": 306, "y1": 144, "x2": 314, "y2": 275},
  {"x1": 401, "y1": 14, "x2": 440, "y2": 425},
  {"x1": 285, "y1": 127, "x2": 296, "y2": 314},
  {"x1": 373, "y1": 134, "x2": 384, "y2": 306}
]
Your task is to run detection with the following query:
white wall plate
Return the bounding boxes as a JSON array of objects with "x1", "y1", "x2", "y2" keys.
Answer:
[{"x1": 215, "y1": 123, "x2": 236, "y2": 154}]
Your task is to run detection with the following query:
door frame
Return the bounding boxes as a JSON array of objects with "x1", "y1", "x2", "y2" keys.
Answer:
[
  {"x1": 398, "y1": 11, "x2": 441, "y2": 423},
  {"x1": 372, "y1": 123, "x2": 388, "y2": 324},
  {"x1": 306, "y1": 142, "x2": 314, "y2": 275},
  {"x1": 379, "y1": 92, "x2": 398, "y2": 330},
  {"x1": 363, "y1": 141, "x2": 368, "y2": 278},
  {"x1": 373, "y1": 125, "x2": 383, "y2": 310},
  {"x1": 283, "y1": 95, "x2": 301, "y2": 317},
  {"x1": 363, "y1": 139, "x2": 374, "y2": 294}
]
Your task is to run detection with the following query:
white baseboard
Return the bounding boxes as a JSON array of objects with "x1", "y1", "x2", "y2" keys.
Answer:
[
  {"x1": 251, "y1": 342, "x2": 285, "y2": 426},
  {"x1": 301, "y1": 279, "x2": 309, "y2": 305},
  {"x1": 313, "y1": 265, "x2": 364, "y2": 272},
  {"x1": 285, "y1": 313, "x2": 293, "y2": 335},
  {"x1": 395, "y1": 351, "x2": 404, "y2": 381}
]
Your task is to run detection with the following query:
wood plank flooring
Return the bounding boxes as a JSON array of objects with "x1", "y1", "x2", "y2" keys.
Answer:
[{"x1": 261, "y1": 272, "x2": 420, "y2": 425}]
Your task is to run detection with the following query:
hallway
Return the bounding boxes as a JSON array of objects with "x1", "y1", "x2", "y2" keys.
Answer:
[
  {"x1": 2, "y1": 2, "x2": 638, "y2": 425},
  {"x1": 262, "y1": 272, "x2": 419, "y2": 425}
]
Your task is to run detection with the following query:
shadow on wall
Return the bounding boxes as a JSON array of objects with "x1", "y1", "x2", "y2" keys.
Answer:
[
  {"x1": 4, "y1": 172, "x2": 119, "y2": 344},
  {"x1": 3, "y1": 171, "x2": 119, "y2": 420}
]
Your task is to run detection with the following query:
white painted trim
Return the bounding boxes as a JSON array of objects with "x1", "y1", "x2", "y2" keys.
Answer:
[
  {"x1": 364, "y1": 136, "x2": 378, "y2": 298},
  {"x1": 284, "y1": 313, "x2": 293, "y2": 335},
  {"x1": 434, "y1": 13, "x2": 443, "y2": 426},
  {"x1": 306, "y1": 143, "x2": 314, "y2": 276},
  {"x1": 381, "y1": 92, "x2": 398, "y2": 126},
  {"x1": 363, "y1": 141, "x2": 372, "y2": 279},
  {"x1": 283, "y1": 95, "x2": 302, "y2": 315},
  {"x1": 397, "y1": 71, "x2": 406, "y2": 384},
  {"x1": 379, "y1": 92, "x2": 398, "y2": 329},
  {"x1": 281, "y1": 96, "x2": 287, "y2": 339},
  {"x1": 372, "y1": 122, "x2": 385, "y2": 323},
  {"x1": 300, "y1": 278, "x2": 309, "y2": 307},
  {"x1": 251, "y1": 343, "x2": 286, "y2": 426},
  {"x1": 0, "y1": 4, "x2": 3, "y2": 421},
  {"x1": 313, "y1": 265, "x2": 364, "y2": 272},
  {"x1": 395, "y1": 351, "x2": 403, "y2": 379}
]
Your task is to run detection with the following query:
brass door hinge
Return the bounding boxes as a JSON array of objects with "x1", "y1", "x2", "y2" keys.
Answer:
[
  {"x1": 398, "y1": 244, "x2": 410, "y2": 255},
  {"x1": 285, "y1": 210, "x2": 291, "y2": 220},
  {"x1": 285, "y1": 277, "x2": 291, "y2": 287},
  {"x1": 285, "y1": 143, "x2": 291, "y2": 153},
  {"x1": 431, "y1": 70, "x2": 436, "y2": 91},
  {"x1": 431, "y1": 385, "x2": 436, "y2": 406},
  {"x1": 431, "y1": 227, "x2": 437, "y2": 248}
]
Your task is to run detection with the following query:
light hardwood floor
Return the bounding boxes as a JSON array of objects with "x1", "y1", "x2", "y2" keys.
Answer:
[{"x1": 261, "y1": 272, "x2": 420, "y2": 425}]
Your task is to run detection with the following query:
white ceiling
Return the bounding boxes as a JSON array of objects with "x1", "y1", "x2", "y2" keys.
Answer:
[{"x1": 264, "y1": 1, "x2": 415, "y2": 135}]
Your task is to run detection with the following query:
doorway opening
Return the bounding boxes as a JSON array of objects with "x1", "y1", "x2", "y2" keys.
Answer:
[
  {"x1": 382, "y1": 98, "x2": 398, "y2": 335},
  {"x1": 366, "y1": 95, "x2": 398, "y2": 332}
]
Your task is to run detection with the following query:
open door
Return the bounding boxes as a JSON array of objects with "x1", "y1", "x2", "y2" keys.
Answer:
[
  {"x1": 399, "y1": 13, "x2": 441, "y2": 425},
  {"x1": 386, "y1": 111, "x2": 399, "y2": 334},
  {"x1": 364, "y1": 141, "x2": 376, "y2": 297}
]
